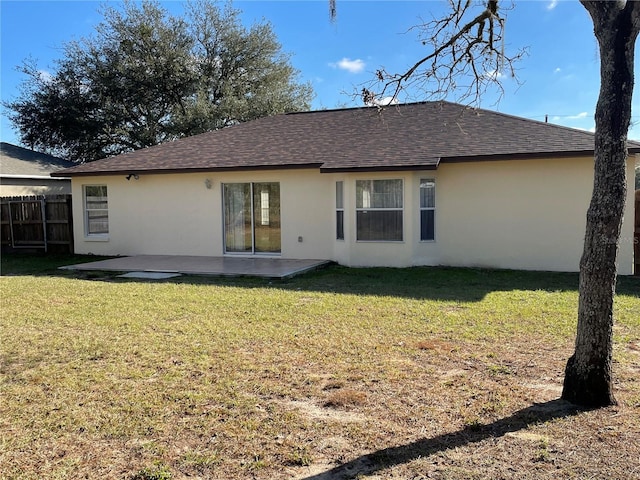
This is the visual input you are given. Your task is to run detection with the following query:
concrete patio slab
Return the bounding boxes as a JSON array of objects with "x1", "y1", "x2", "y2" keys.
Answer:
[{"x1": 61, "y1": 255, "x2": 332, "y2": 279}]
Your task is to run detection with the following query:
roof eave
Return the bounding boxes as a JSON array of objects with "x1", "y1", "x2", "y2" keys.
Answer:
[
  {"x1": 52, "y1": 162, "x2": 325, "y2": 178},
  {"x1": 440, "y1": 150, "x2": 597, "y2": 163},
  {"x1": 1, "y1": 174, "x2": 71, "y2": 180},
  {"x1": 320, "y1": 164, "x2": 440, "y2": 173},
  {"x1": 442, "y1": 147, "x2": 640, "y2": 164}
]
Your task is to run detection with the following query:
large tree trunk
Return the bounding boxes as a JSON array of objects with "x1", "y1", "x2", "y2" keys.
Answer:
[{"x1": 562, "y1": 1, "x2": 640, "y2": 408}]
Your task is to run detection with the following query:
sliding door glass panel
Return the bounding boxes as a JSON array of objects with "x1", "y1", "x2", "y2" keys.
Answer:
[
  {"x1": 224, "y1": 183, "x2": 252, "y2": 253},
  {"x1": 253, "y1": 182, "x2": 281, "y2": 253}
]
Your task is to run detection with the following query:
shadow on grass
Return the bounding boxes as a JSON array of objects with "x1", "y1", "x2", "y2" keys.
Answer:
[
  {"x1": 300, "y1": 399, "x2": 583, "y2": 480},
  {"x1": 2, "y1": 253, "x2": 638, "y2": 301},
  {"x1": 0, "y1": 253, "x2": 113, "y2": 276},
  {"x1": 276, "y1": 265, "x2": 637, "y2": 301}
]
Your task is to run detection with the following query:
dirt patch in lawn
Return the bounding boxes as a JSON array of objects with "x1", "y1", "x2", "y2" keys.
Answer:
[{"x1": 282, "y1": 399, "x2": 368, "y2": 424}]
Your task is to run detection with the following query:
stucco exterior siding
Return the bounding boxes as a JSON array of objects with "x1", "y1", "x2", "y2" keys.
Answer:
[
  {"x1": 72, "y1": 170, "x2": 337, "y2": 259},
  {"x1": 70, "y1": 155, "x2": 636, "y2": 274},
  {"x1": 434, "y1": 156, "x2": 635, "y2": 275},
  {"x1": 73, "y1": 174, "x2": 212, "y2": 256},
  {"x1": 0, "y1": 177, "x2": 71, "y2": 196},
  {"x1": 330, "y1": 156, "x2": 634, "y2": 274},
  {"x1": 278, "y1": 170, "x2": 336, "y2": 260}
]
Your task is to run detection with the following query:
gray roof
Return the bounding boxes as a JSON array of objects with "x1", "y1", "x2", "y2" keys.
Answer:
[
  {"x1": 1, "y1": 143, "x2": 75, "y2": 177},
  {"x1": 52, "y1": 101, "x2": 640, "y2": 177}
]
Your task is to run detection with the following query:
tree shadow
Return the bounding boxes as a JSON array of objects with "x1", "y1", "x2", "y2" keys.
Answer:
[
  {"x1": 258, "y1": 265, "x2": 636, "y2": 301},
  {"x1": 2, "y1": 253, "x2": 638, "y2": 301},
  {"x1": 300, "y1": 399, "x2": 586, "y2": 480}
]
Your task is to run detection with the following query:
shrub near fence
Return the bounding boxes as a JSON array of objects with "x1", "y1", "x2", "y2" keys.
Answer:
[{"x1": 0, "y1": 195, "x2": 73, "y2": 254}]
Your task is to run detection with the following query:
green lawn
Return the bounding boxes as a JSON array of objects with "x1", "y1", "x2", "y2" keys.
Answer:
[{"x1": 1, "y1": 255, "x2": 638, "y2": 479}]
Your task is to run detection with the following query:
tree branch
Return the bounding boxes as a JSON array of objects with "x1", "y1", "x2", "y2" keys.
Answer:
[
  {"x1": 402, "y1": 9, "x2": 494, "y2": 81},
  {"x1": 360, "y1": 0, "x2": 526, "y2": 107}
]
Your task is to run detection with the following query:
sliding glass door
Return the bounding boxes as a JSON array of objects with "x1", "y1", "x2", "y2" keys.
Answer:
[{"x1": 223, "y1": 182, "x2": 281, "y2": 254}]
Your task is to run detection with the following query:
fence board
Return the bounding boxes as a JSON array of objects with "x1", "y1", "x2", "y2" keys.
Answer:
[{"x1": 1, "y1": 195, "x2": 74, "y2": 254}]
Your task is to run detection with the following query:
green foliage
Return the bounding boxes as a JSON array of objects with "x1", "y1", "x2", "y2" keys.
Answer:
[{"x1": 5, "y1": 0, "x2": 313, "y2": 162}]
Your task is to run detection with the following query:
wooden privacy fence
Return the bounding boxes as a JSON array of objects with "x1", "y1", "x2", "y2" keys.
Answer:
[{"x1": 1, "y1": 195, "x2": 74, "y2": 253}]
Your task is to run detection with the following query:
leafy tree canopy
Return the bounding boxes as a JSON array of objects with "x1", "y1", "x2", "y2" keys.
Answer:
[{"x1": 6, "y1": 0, "x2": 314, "y2": 162}]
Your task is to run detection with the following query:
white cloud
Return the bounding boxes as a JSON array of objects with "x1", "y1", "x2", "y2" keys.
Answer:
[
  {"x1": 554, "y1": 67, "x2": 562, "y2": 74},
  {"x1": 329, "y1": 57, "x2": 366, "y2": 74},
  {"x1": 484, "y1": 69, "x2": 505, "y2": 80},
  {"x1": 38, "y1": 69, "x2": 53, "y2": 84},
  {"x1": 547, "y1": 0, "x2": 559, "y2": 10},
  {"x1": 551, "y1": 112, "x2": 589, "y2": 121},
  {"x1": 366, "y1": 96, "x2": 399, "y2": 107}
]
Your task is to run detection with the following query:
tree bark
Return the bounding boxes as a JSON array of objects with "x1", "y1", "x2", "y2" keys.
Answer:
[{"x1": 562, "y1": 1, "x2": 640, "y2": 408}]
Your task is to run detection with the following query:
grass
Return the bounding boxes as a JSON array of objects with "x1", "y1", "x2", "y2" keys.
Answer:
[{"x1": 1, "y1": 254, "x2": 639, "y2": 479}]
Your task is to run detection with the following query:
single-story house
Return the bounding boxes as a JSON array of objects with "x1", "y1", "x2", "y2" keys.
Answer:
[
  {"x1": 0, "y1": 142, "x2": 75, "y2": 196},
  {"x1": 53, "y1": 101, "x2": 640, "y2": 274}
]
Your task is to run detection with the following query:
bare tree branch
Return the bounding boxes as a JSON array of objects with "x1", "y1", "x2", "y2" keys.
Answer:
[
  {"x1": 360, "y1": 0, "x2": 527, "y2": 106},
  {"x1": 329, "y1": 0, "x2": 337, "y2": 22}
]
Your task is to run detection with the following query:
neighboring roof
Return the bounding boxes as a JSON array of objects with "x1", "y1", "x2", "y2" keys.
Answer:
[
  {"x1": 1, "y1": 142, "x2": 76, "y2": 178},
  {"x1": 52, "y1": 101, "x2": 640, "y2": 177}
]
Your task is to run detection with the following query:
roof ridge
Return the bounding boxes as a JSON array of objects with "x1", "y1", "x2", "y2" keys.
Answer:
[
  {"x1": 462, "y1": 103, "x2": 599, "y2": 139},
  {"x1": 284, "y1": 100, "x2": 440, "y2": 116},
  {"x1": 283, "y1": 101, "x2": 601, "y2": 141}
]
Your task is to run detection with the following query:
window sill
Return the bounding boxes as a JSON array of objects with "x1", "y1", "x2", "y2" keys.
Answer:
[
  {"x1": 223, "y1": 252, "x2": 282, "y2": 257},
  {"x1": 356, "y1": 240, "x2": 405, "y2": 243},
  {"x1": 84, "y1": 235, "x2": 110, "y2": 242}
]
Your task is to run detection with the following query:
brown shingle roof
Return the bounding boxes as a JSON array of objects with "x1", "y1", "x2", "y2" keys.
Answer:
[
  {"x1": 53, "y1": 101, "x2": 640, "y2": 177},
  {"x1": 1, "y1": 142, "x2": 75, "y2": 176}
]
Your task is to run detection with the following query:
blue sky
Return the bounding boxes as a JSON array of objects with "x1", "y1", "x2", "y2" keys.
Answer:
[{"x1": 1, "y1": 0, "x2": 639, "y2": 149}]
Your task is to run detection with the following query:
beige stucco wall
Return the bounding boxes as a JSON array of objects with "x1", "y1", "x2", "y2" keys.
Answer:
[
  {"x1": 0, "y1": 177, "x2": 71, "y2": 196},
  {"x1": 333, "y1": 155, "x2": 634, "y2": 274},
  {"x1": 433, "y1": 157, "x2": 625, "y2": 273},
  {"x1": 71, "y1": 169, "x2": 337, "y2": 259},
  {"x1": 71, "y1": 154, "x2": 636, "y2": 274}
]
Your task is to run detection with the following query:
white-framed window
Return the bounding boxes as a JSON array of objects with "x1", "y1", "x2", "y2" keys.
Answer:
[
  {"x1": 420, "y1": 179, "x2": 435, "y2": 241},
  {"x1": 84, "y1": 185, "x2": 109, "y2": 236},
  {"x1": 336, "y1": 181, "x2": 344, "y2": 240},
  {"x1": 356, "y1": 179, "x2": 403, "y2": 241}
]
